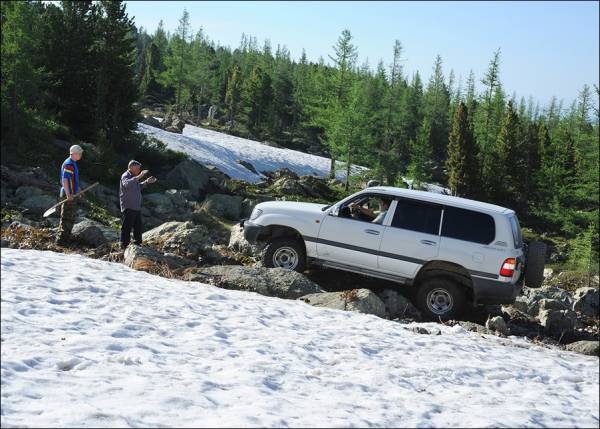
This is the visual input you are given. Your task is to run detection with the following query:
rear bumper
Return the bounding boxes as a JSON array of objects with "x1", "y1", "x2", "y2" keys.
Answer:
[
  {"x1": 472, "y1": 276, "x2": 522, "y2": 305},
  {"x1": 242, "y1": 220, "x2": 265, "y2": 244}
]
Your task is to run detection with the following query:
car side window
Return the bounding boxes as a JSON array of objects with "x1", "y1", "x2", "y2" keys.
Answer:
[
  {"x1": 391, "y1": 199, "x2": 442, "y2": 235},
  {"x1": 441, "y1": 207, "x2": 495, "y2": 244}
]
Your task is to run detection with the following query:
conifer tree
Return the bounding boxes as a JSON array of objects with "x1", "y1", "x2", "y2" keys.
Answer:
[
  {"x1": 422, "y1": 55, "x2": 450, "y2": 176},
  {"x1": 494, "y1": 101, "x2": 526, "y2": 208},
  {"x1": 407, "y1": 117, "x2": 433, "y2": 186},
  {"x1": 0, "y1": 0, "x2": 46, "y2": 150},
  {"x1": 93, "y1": 0, "x2": 138, "y2": 152},
  {"x1": 446, "y1": 102, "x2": 478, "y2": 197},
  {"x1": 325, "y1": 29, "x2": 358, "y2": 178},
  {"x1": 225, "y1": 64, "x2": 241, "y2": 124}
]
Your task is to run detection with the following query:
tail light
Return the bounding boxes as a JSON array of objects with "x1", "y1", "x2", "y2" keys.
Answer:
[{"x1": 499, "y1": 258, "x2": 517, "y2": 277}]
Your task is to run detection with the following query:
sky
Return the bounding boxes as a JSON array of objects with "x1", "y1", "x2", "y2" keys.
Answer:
[{"x1": 125, "y1": 1, "x2": 599, "y2": 108}]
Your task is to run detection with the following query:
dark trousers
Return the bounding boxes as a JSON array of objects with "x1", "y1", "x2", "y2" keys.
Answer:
[
  {"x1": 120, "y1": 209, "x2": 142, "y2": 247},
  {"x1": 56, "y1": 199, "x2": 78, "y2": 243}
]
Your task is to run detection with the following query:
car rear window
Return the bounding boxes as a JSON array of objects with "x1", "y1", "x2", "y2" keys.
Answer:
[
  {"x1": 509, "y1": 215, "x2": 523, "y2": 248},
  {"x1": 391, "y1": 199, "x2": 442, "y2": 235},
  {"x1": 441, "y1": 207, "x2": 495, "y2": 244}
]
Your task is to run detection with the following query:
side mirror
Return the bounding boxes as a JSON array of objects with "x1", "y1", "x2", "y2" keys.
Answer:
[{"x1": 328, "y1": 205, "x2": 339, "y2": 216}]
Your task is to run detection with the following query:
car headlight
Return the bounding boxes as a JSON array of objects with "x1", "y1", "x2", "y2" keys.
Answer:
[{"x1": 250, "y1": 208, "x2": 263, "y2": 221}]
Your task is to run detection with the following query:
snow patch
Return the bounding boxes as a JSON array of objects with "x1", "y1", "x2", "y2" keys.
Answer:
[{"x1": 1, "y1": 248, "x2": 598, "y2": 428}]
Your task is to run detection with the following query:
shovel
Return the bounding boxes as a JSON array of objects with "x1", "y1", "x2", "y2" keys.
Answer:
[{"x1": 43, "y1": 182, "x2": 99, "y2": 218}]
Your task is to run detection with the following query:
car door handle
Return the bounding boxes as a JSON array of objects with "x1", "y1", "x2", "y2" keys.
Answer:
[
  {"x1": 420, "y1": 239, "x2": 437, "y2": 246},
  {"x1": 364, "y1": 229, "x2": 380, "y2": 235}
]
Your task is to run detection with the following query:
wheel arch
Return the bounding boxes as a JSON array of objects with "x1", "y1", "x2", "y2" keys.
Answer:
[
  {"x1": 258, "y1": 224, "x2": 305, "y2": 249},
  {"x1": 414, "y1": 260, "x2": 475, "y2": 302}
]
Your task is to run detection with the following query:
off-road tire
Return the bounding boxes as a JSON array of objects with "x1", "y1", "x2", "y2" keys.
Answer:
[
  {"x1": 262, "y1": 237, "x2": 306, "y2": 273},
  {"x1": 524, "y1": 241, "x2": 546, "y2": 289},
  {"x1": 416, "y1": 277, "x2": 466, "y2": 321}
]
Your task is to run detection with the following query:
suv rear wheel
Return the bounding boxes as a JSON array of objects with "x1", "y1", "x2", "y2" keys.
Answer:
[
  {"x1": 416, "y1": 277, "x2": 466, "y2": 321},
  {"x1": 263, "y1": 237, "x2": 306, "y2": 273}
]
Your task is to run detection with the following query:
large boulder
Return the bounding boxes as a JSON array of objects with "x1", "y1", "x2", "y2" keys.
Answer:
[
  {"x1": 123, "y1": 244, "x2": 191, "y2": 271},
  {"x1": 201, "y1": 194, "x2": 243, "y2": 221},
  {"x1": 457, "y1": 321, "x2": 492, "y2": 335},
  {"x1": 375, "y1": 288, "x2": 421, "y2": 320},
  {"x1": 15, "y1": 186, "x2": 44, "y2": 201},
  {"x1": 486, "y1": 316, "x2": 509, "y2": 336},
  {"x1": 186, "y1": 265, "x2": 321, "y2": 299},
  {"x1": 538, "y1": 309, "x2": 577, "y2": 338},
  {"x1": 71, "y1": 219, "x2": 119, "y2": 247},
  {"x1": 228, "y1": 223, "x2": 263, "y2": 257},
  {"x1": 142, "y1": 115, "x2": 162, "y2": 129},
  {"x1": 142, "y1": 221, "x2": 214, "y2": 258},
  {"x1": 517, "y1": 286, "x2": 574, "y2": 317},
  {"x1": 298, "y1": 175, "x2": 336, "y2": 199},
  {"x1": 162, "y1": 112, "x2": 186, "y2": 133},
  {"x1": 566, "y1": 340, "x2": 600, "y2": 356},
  {"x1": 145, "y1": 192, "x2": 174, "y2": 215},
  {"x1": 144, "y1": 189, "x2": 194, "y2": 224},
  {"x1": 21, "y1": 194, "x2": 56, "y2": 214},
  {"x1": 572, "y1": 287, "x2": 599, "y2": 319},
  {"x1": 165, "y1": 159, "x2": 221, "y2": 200},
  {"x1": 270, "y1": 177, "x2": 306, "y2": 196},
  {"x1": 299, "y1": 289, "x2": 387, "y2": 318}
]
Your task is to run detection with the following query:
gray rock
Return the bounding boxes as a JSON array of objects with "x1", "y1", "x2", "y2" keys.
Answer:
[
  {"x1": 71, "y1": 219, "x2": 119, "y2": 247},
  {"x1": 238, "y1": 160, "x2": 259, "y2": 175},
  {"x1": 189, "y1": 265, "x2": 321, "y2": 299},
  {"x1": 165, "y1": 159, "x2": 219, "y2": 200},
  {"x1": 411, "y1": 327, "x2": 431, "y2": 335},
  {"x1": 201, "y1": 194, "x2": 243, "y2": 221},
  {"x1": 565, "y1": 340, "x2": 600, "y2": 356},
  {"x1": 501, "y1": 305, "x2": 536, "y2": 323},
  {"x1": 538, "y1": 309, "x2": 577, "y2": 338},
  {"x1": 71, "y1": 220, "x2": 106, "y2": 246},
  {"x1": 21, "y1": 195, "x2": 56, "y2": 214},
  {"x1": 142, "y1": 221, "x2": 214, "y2": 257},
  {"x1": 123, "y1": 244, "x2": 190, "y2": 271},
  {"x1": 572, "y1": 287, "x2": 599, "y2": 319},
  {"x1": 510, "y1": 296, "x2": 531, "y2": 314},
  {"x1": 228, "y1": 223, "x2": 263, "y2": 256},
  {"x1": 241, "y1": 198, "x2": 260, "y2": 218},
  {"x1": 486, "y1": 316, "x2": 509, "y2": 335},
  {"x1": 142, "y1": 115, "x2": 162, "y2": 129},
  {"x1": 1, "y1": 238, "x2": 9, "y2": 248},
  {"x1": 375, "y1": 288, "x2": 421, "y2": 320},
  {"x1": 539, "y1": 298, "x2": 569, "y2": 312},
  {"x1": 543, "y1": 268, "x2": 554, "y2": 279},
  {"x1": 145, "y1": 192, "x2": 173, "y2": 213},
  {"x1": 519, "y1": 286, "x2": 574, "y2": 317},
  {"x1": 299, "y1": 289, "x2": 387, "y2": 318},
  {"x1": 457, "y1": 321, "x2": 492, "y2": 334},
  {"x1": 270, "y1": 177, "x2": 306, "y2": 196},
  {"x1": 15, "y1": 186, "x2": 43, "y2": 201}
]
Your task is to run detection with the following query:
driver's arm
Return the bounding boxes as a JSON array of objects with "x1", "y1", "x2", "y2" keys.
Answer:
[{"x1": 350, "y1": 202, "x2": 376, "y2": 219}]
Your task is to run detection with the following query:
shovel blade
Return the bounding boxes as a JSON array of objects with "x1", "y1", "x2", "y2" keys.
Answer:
[{"x1": 43, "y1": 207, "x2": 57, "y2": 218}]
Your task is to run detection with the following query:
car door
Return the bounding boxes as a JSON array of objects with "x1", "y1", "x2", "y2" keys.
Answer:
[
  {"x1": 316, "y1": 197, "x2": 386, "y2": 269},
  {"x1": 378, "y1": 198, "x2": 443, "y2": 278}
]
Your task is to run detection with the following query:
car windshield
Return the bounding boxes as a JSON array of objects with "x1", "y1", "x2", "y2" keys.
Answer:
[{"x1": 509, "y1": 215, "x2": 523, "y2": 249}]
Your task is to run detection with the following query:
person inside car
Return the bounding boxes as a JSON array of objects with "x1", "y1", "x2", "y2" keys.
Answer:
[{"x1": 349, "y1": 197, "x2": 391, "y2": 224}]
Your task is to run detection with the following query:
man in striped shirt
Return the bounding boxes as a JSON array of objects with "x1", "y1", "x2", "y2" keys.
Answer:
[{"x1": 55, "y1": 145, "x2": 84, "y2": 245}]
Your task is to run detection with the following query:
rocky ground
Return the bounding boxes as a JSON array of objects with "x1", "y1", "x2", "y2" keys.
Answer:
[{"x1": 1, "y1": 161, "x2": 598, "y2": 357}]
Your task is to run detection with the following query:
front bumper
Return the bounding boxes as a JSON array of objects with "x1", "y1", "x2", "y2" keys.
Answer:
[
  {"x1": 472, "y1": 276, "x2": 523, "y2": 305},
  {"x1": 242, "y1": 220, "x2": 266, "y2": 244}
]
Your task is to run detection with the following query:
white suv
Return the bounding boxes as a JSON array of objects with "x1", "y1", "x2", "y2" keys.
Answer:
[{"x1": 243, "y1": 186, "x2": 545, "y2": 320}]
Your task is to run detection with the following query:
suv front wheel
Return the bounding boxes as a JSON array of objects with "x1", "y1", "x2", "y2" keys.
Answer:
[
  {"x1": 263, "y1": 237, "x2": 306, "y2": 273},
  {"x1": 416, "y1": 277, "x2": 466, "y2": 321}
]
